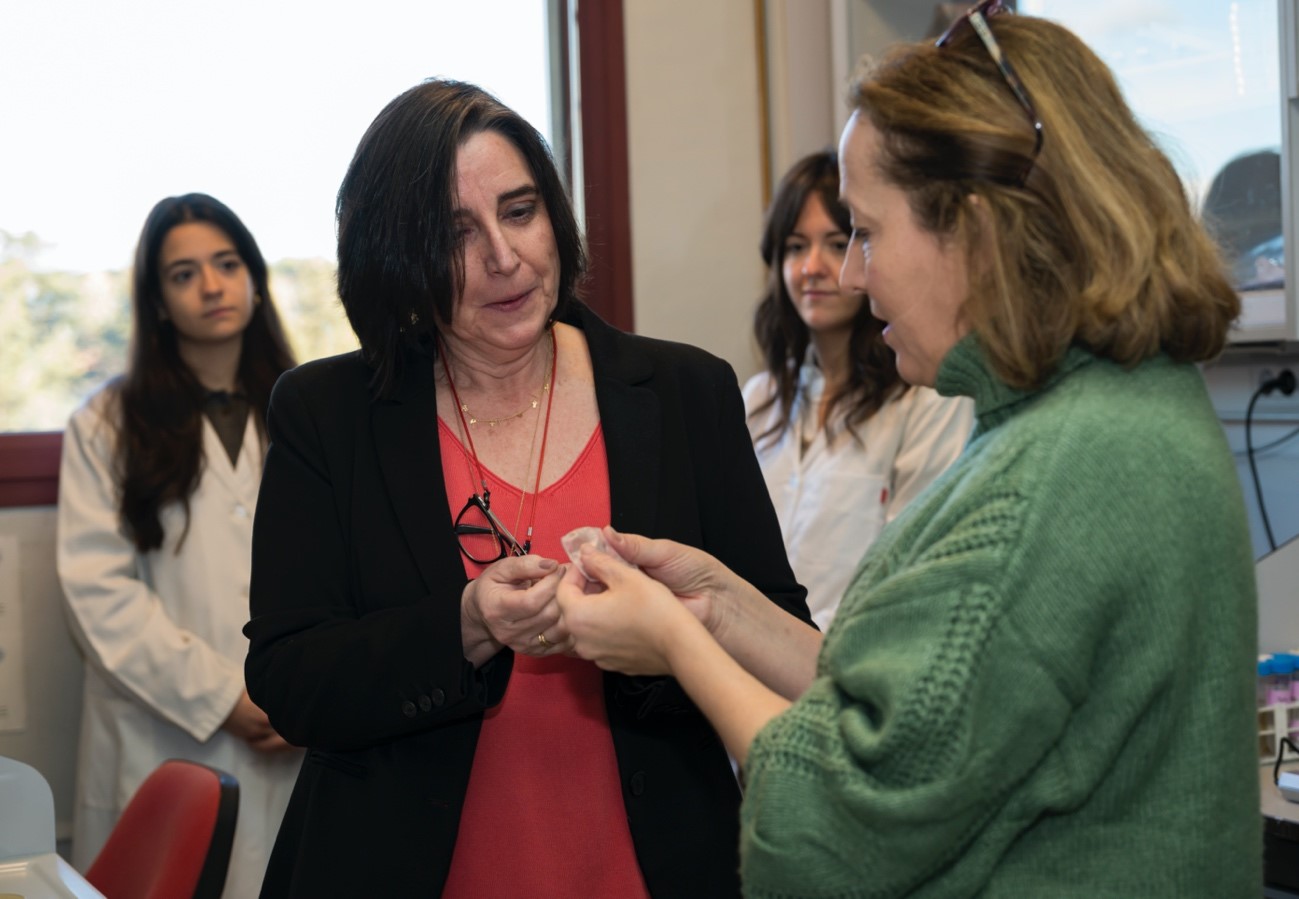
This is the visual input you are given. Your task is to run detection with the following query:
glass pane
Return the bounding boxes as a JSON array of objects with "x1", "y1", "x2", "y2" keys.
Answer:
[
  {"x1": 1024, "y1": 1, "x2": 1284, "y2": 332},
  {"x1": 1, "y1": 0, "x2": 553, "y2": 432}
]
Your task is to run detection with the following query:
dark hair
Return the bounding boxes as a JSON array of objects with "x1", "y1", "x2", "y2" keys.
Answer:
[
  {"x1": 115, "y1": 193, "x2": 295, "y2": 552},
  {"x1": 751, "y1": 150, "x2": 906, "y2": 447},
  {"x1": 336, "y1": 79, "x2": 587, "y2": 398}
]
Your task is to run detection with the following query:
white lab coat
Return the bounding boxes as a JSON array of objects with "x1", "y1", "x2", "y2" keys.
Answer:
[
  {"x1": 743, "y1": 363, "x2": 973, "y2": 630},
  {"x1": 57, "y1": 388, "x2": 301, "y2": 899}
]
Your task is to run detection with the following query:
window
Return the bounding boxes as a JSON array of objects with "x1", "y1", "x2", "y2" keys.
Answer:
[
  {"x1": 2, "y1": 0, "x2": 557, "y2": 435},
  {"x1": 1028, "y1": 0, "x2": 1289, "y2": 339},
  {"x1": 0, "y1": 0, "x2": 632, "y2": 507}
]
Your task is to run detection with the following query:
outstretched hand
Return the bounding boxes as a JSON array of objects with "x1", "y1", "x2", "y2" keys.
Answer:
[
  {"x1": 559, "y1": 532, "x2": 801, "y2": 764},
  {"x1": 600, "y1": 527, "x2": 735, "y2": 633},
  {"x1": 596, "y1": 526, "x2": 821, "y2": 703},
  {"x1": 557, "y1": 541, "x2": 705, "y2": 677}
]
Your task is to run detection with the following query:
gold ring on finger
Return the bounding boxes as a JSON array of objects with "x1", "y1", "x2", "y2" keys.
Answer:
[{"x1": 536, "y1": 633, "x2": 549, "y2": 647}]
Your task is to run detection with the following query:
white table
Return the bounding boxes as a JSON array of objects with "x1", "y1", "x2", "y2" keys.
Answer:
[
  {"x1": 0, "y1": 756, "x2": 104, "y2": 898},
  {"x1": 0, "y1": 852, "x2": 104, "y2": 898}
]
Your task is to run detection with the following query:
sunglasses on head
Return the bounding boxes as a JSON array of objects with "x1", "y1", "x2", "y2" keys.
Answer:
[{"x1": 936, "y1": 0, "x2": 1044, "y2": 185}]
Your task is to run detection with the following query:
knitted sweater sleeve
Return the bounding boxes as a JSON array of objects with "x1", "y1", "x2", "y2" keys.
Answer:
[{"x1": 739, "y1": 473, "x2": 1082, "y2": 897}]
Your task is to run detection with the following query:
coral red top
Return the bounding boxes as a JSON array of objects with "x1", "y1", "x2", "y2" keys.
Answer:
[{"x1": 438, "y1": 420, "x2": 650, "y2": 899}]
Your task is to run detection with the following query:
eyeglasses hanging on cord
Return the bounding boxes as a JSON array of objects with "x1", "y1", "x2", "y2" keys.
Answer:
[{"x1": 1246, "y1": 368, "x2": 1297, "y2": 552}]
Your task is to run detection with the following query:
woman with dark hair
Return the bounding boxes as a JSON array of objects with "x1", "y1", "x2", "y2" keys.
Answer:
[
  {"x1": 558, "y1": 4, "x2": 1259, "y2": 894},
  {"x1": 244, "y1": 79, "x2": 807, "y2": 897},
  {"x1": 744, "y1": 150, "x2": 971, "y2": 628},
  {"x1": 58, "y1": 193, "x2": 299, "y2": 896}
]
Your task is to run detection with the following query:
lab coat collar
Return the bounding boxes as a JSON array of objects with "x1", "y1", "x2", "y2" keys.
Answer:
[{"x1": 200, "y1": 414, "x2": 261, "y2": 502}]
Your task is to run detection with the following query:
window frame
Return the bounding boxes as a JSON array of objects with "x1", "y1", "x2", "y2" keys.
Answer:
[
  {"x1": 0, "y1": 2, "x2": 632, "y2": 510},
  {"x1": 0, "y1": 432, "x2": 62, "y2": 507}
]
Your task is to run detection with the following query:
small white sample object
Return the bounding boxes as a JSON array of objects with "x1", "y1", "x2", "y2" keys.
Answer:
[{"x1": 561, "y1": 527, "x2": 633, "y2": 581}]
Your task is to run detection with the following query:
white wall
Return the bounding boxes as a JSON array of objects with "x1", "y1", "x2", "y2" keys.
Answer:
[
  {"x1": 0, "y1": 505, "x2": 82, "y2": 845},
  {"x1": 764, "y1": 0, "x2": 837, "y2": 186},
  {"x1": 623, "y1": 0, "x2": 768, "y2": 384}
]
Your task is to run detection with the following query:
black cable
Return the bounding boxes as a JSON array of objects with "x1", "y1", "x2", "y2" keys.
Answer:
[
  {"x1": 1246, "y1": 369, "x2": 1297, "y2": 553},
  {"x1": 1276, "y1": 736, "x2": 1299, "y2": 785}
]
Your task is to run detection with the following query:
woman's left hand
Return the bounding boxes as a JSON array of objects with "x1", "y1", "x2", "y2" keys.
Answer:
[{"x1": 461, "y1": 555, "x2": 572, "y2": 665}]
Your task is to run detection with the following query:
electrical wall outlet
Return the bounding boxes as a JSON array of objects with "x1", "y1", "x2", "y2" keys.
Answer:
[
  {"x1": 1206, "y1": 361, "x2": 1299, "y2": 423},
  {"x1": 1255, "y1": 367, "x2": 1299, "y2": 397}
]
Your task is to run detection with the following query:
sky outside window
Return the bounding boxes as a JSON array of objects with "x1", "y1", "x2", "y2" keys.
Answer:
[
  {"x1": 1, "y1": 0, "x2": 552, "y2": 431},
  {"x1": 2, "y1": 0, "x2": 553, "y2": 274},
  {"x1": 1026, "y1": 0, "x2": 1285, "y2": 329}
]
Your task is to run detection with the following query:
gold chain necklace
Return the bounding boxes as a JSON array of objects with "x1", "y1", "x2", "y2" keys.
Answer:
[
  {"x1": 460, "y1": 384, "x2": 547, "y2": 427},
  {"x1": 456, "y1": 356, "x2": 552, "y2": 427}
]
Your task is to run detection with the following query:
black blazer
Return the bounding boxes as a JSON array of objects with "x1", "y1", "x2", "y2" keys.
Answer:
[{"x1": 246, "y1": 303, "x2": 809, "y2": 896}]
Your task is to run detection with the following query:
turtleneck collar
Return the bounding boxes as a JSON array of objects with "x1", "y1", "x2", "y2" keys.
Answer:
[{"x1": 934, "y1": 335, "x2": 1096, "y2": 432}]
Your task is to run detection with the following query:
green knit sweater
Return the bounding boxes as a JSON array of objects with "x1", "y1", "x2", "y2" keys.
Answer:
[{"x1": 741, "y1": 338, "x2": 1261, "y2": 897}]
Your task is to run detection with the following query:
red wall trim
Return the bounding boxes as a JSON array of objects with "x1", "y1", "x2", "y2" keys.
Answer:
[
  {"x1": 576, "y1": 0, "x2": 635, "y2": 332},
  {"x1": 0, "y1": 431, "x2": 61, "y2": 508}
]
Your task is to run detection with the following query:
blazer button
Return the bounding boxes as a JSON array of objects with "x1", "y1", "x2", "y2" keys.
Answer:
[
  {"x1": 418, "y1": 695, "x2": 432, "y2": 712},
  {"x1": 629, "y1": 771, "x2": 646, "y2": 796},
  {"x1": 401, "y1": 700, "x2": 417, "y2": 718},
  {"x1": 430, "y1": 688, "x2": 445, "y2": 707}
]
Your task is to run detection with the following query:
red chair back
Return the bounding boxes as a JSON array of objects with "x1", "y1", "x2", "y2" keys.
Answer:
[{"x1": 85, "y1": 759, "x2": 239, "y2": 899}]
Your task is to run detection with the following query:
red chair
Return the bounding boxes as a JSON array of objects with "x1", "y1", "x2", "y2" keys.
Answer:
[{"x1": 85, "y1": 759, "x2": 239, "y2": 899}]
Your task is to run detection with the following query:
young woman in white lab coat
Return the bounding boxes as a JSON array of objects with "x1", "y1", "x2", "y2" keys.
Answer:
[
  {"x1": 57, "y1": 193, "x2": 299, "y2": 898},
  {"x1": 743, "y1": 151, "x2": 973, "y2": 630}
]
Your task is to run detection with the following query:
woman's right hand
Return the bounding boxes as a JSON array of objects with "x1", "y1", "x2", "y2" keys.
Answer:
[
  {"x1": 601, "y1": 527, "x2": 738, "y2": 635},
  {"x1": 461, "y1": 555, "x2": 568, "y2": 666},
  {"x1": 222, "y1": 690, "x2": 295, "y2": 752},
  {"x1": 601, "y1": 527, "x2": 821, "y2": 702}
]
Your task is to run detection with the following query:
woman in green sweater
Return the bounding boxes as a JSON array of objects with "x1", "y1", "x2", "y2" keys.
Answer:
[{"x1": 557, "y1": 3, "x2": 1259, "y2": 896}]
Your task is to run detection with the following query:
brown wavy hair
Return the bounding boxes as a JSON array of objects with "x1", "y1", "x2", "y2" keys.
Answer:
[
  {"x1": 114, "y1": 193, "x2": 295, "y2": 552},
  {"x1": 851, "y1": 13, "x2": 1239, "y2": 390},
  {"x1": 751, "y1": 150, "x2": 906, "y2": 448}
]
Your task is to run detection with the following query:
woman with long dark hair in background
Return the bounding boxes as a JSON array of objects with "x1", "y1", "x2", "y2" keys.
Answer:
[
  {"x1": 58, "y1": 193, "x2": 300, "y2": 897},
  {"x1": 744, "y1": 150, "x2": 971, "y2": 628}
]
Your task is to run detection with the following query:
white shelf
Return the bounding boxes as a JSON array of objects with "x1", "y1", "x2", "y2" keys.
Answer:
[{"x1": 1260, "y1": 701, "x2": 1299, "y2": 764}]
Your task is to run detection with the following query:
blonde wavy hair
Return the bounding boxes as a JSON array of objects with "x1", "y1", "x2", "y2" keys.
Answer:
[{"x1": 851, "y1": 13, "x2": 1239, "y2": 390}]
